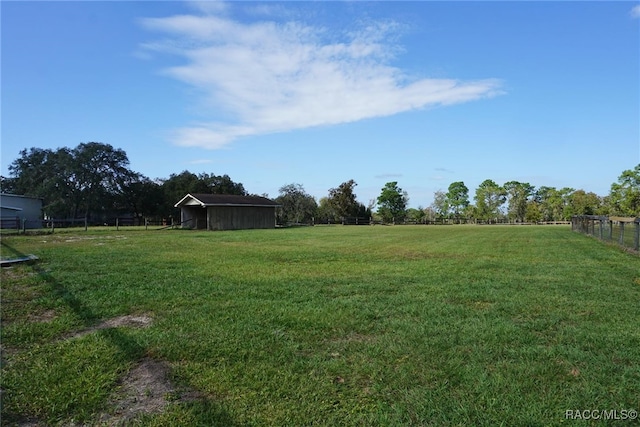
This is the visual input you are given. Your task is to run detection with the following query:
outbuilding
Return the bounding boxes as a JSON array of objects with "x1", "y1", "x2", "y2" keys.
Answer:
[
  {"x1": 175, "y1": 193, "x2": 279, "y2": 230},
  {"x1": 0, "y1": 193, "x2": 43, "y2": 229}
]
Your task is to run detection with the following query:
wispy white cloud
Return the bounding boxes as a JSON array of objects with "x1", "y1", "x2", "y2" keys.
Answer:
[
  {"x1": 631, "y1": 5, "x2": 640, "y2": 19},
  {"x1": 141, "y1": 4, "x2": 504, "y2": 149},
  {"x1": 435, "y1": 167, "x2": 455, "y2": 174},
  {"x1": 186, "y1": 1, "x2": 229, "y2": 15},
  {"x1": 375, "y1": 173, "x2": 403, "y2": 179},
  {"x1": 188, "y1": 158, "x2": 213, "y2": 165}
]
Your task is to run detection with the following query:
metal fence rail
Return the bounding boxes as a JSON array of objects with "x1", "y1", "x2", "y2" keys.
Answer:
[{"x1": 572, "y1": 215, "x2": 640, "y2": 252}]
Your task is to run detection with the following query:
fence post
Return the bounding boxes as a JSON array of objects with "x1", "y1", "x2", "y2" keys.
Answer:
[
  {"x1": 608, "y1": 220, "x2": 613, "y2": 240},
  {"x1": 634, "y1": 220, "x2": 639, "y2": 251},
  {"x1": 116, "y1": 218, "x2": 119, "y2": 231},
  {"x1": 22, "y1": 218, "x2": 27, "y2": 234},
  {"x1": 84, "y1": 216, "x2": 88, "y2": 231},
  {"x1": 145, "y1": 218, "x2": 148, "y2": 231},
  {"x1": 599, "y1": 218, "x2": 604, "y2": 240}
]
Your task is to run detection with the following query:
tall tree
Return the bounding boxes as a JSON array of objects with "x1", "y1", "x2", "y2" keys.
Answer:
[
  {"x1": 533, "y1": 186, "x2": 573, "y2": 221},
  {"x1": 504, "y1": 181, "x2": 535, "y2": 222},
  {"x1": 161, "y1": 171, "x2": 207, "y2": 210},
  {"x1": 327, "y1": 179, "x2": 360, "y2": 218},
  {"x1": 407, "y1": 207, "x2": 426, "y2": 223},
  {"x1": 431, "y1": 190, "x2": 449, "y2": 219},
  {"x1": 120, "y1": 176, "x2": 165, "y2": 223},
  {"x1": 275, "y1": 183, "x2": 317, "y2": 225},
  {"x1": 160, "y1": 171, "x2": 247, "y2": 219},
  {"x1": 70, "y1": 142, "x2": 135, "y2": 219},
  {"x1": 316, "y1": 197, "x2": 336, "y2": 222},
  {"x1": 446, "y1": 181, "x2": 469, "y2": 222},
  {"x1": 474, "y1": 179, "x2": 506, "y2": 223},
  {"x1": 8, "y1": 143, "x2": 137, "y2": 219},
  {"x1": 609, "y1": 164, "x2": 640, "y2": 216},
  {"x1": 377, "y1": 181, "x2": 408, "y2": 223},
  {"x1": 10, "y1": 147, "x2": 74, "y2": 217},
  {"x1": 567, "y1": 190, "x2": 603, "y2": 216},
  {"x1": 200, "y1": 173, "x2": 247, "y2": 196},
  {"x1": 524, "y1": 200, "x2": 543, "y2": 223}
]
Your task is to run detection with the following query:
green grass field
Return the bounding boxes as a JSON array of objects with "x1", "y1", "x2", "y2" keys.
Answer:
[{"x1": 1, "y1": 226, "x2": 639, "y2": 426}]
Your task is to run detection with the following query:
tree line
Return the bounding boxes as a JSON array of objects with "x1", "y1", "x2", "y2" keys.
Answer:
[
  {"x1": 1, "y1": 142, "x2": 638, "y2": 224},
  {"x1": 425, "y1": 168, "x2": 639, "y2": 224},
  {"x1": 1, "y1": 143, "x2": 247, "y2": 224}
]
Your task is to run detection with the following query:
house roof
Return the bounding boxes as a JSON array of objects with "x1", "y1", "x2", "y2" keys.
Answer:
[
  {"x1": 1, "y1": 193, "x2": 43, "y2": 201},
  {"x1": 175, "y1": 193, "x2": 280, "y2": 208}
]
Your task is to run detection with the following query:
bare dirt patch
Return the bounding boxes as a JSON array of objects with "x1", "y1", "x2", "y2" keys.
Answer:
[
  {"x1": 99, "y1": 357, "x2": 201, "y2": 425},
  {"x1": 66, "y1": 314, "x2": 153, "y2": 340}
]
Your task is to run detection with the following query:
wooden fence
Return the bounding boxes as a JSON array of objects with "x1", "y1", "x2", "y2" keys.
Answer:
[
  {"x1": 0, "y1": 217, "x2": 171, "y2": 234},
  {"x1": 572, "y1": 215, "x2": 640, "y2": 252}
]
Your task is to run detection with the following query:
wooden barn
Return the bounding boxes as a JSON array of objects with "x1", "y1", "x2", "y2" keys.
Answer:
[{"x1": 175, "y1": 193, "x2": 279, "y2": 230}]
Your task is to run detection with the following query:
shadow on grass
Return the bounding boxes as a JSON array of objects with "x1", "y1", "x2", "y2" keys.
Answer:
[{"x1": 0, "y1": 240, "x2": 242, "y2": 426}]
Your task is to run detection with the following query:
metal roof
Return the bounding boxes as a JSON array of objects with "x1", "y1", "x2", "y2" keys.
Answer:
[{"x1": 175, "y1": 193, "x2": 280, "y2": 208}]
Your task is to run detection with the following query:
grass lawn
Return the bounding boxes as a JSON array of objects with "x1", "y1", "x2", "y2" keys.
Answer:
[{"x1": 1, "y1": 225, "x2": 639, "y2": 426}]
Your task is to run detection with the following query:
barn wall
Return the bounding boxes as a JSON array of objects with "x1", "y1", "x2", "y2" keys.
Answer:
[
  {"x1": 207, "y1": 206, "x2": 276, "y2": 230},
  {"x1": 0, "y1": 194, "x2": 42, "y2": 229}
]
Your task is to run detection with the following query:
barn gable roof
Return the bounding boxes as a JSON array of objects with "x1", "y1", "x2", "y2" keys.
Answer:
[{"x1": 175, "y1": 193, "x2": 279, "y2": 208}]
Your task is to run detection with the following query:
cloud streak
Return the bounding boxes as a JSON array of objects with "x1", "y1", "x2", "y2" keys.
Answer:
[
  {"x1": 141, "y1": 4, "x2": 504, "y2": 149},
  {"x1": 631, "y1": 5, "x2": 640, "y2": 19}
]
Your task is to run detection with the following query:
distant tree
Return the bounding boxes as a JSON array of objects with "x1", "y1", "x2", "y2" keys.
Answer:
[
  {"x1": 8, "y1": 143, "x2": 136, "y2": 220},
  {"x1": 316, "y1": 197, "x2": 336, "y2": 222},
  {"x1": 599, "y1": 195, "x2": 612, "y2": 216},
  {"x1": 377, "y1": 181, "x2": 408, "y2": 223},
  {"x1": 200, "y1": 173, "x2": 247, "y2": 196},
  {"x1": 557, "y1": 188, "x2": 576, "y2": 220},
  {"x1": 120, "y1": 176, "x2": 165, "y2": 223},
  {"x1": 8, "y1": 147, "x2": 71, "y2": 217},
  {"x1": 327, "y1": 179, "x2": 360, "y2": 218},
  {"x1": 608, "y1": 164, "x2": 640, "y2": 216},
  {"x1": 431, "y1": 190, "x2": 449, "y2": 219},
  {"x1": 533, "y1": 186, "x2": 574, "y2": 222},
  {"x1": 524, "y1": 200, "x2": 543, "y2": 223},
  {"x1": 474, "y1": 179, "x2": 506, "y2": 223},
  {"x1": 275, "y1": 183, "x2": 317, "y2": 225},
  {"x1": 423, "y1": 206, "x2": 437, "y2": 222},
  {"x1": 407, "y1": 207, "x2": 427, "y2": 223},
  {"x1": 446, "y1": 181, "x2": 469, "y2": 223},
  {"x1": 69, "y1": 142, "x2": 136, "y2": 220},
  {"x1": 504, "y1": 181, "x2": 535, "y2": 222},
  {"x1": 567, "y1": 190, "x2": 603, "y2": 217},
  {"x1": 0, "y1": 176, "x2": 17, "y2": 193},
  {"x1": 160, "y1": 170, "x2": 246, "y2": 219},
  {"x1": 464, "y1": 204, "x2": 478, "y2": 224},
  {"x1": 160, "y1": 171, "x2": 207, "y2": 218}
]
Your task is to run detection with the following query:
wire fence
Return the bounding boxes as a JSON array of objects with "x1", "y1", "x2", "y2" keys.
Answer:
[
  {"x1": 0, "y1": 217, "x2": 172, "y2": 234},
  {"x1": 572, "y1": 215, "x2": 640, "y2": 252}
]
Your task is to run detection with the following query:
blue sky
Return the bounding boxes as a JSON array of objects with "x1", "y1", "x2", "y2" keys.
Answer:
[{"x1": 2, "y1": 1, "x2": 639, "y2": 208}]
